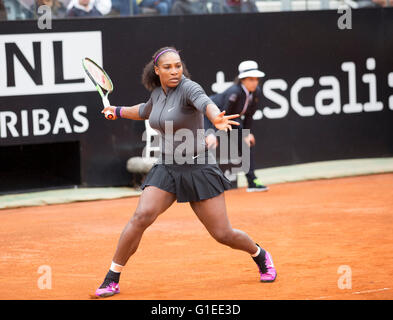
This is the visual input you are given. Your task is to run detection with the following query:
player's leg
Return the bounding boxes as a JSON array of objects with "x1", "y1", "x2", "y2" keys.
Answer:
[
  {"x1": 112, "y1": 186, "x2": 176, "y2": 265},
  {"x1": 189, "y1": 193, "x2": 276, "y2": 282},
  {"x1": 190, "y1": 192, "x2": 257, "y2": 253},
  {"x1": 94, "y1": 186, "x2": 176, "y2": 298}
]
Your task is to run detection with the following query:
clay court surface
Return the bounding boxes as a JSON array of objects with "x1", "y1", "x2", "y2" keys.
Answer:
[{"x1": 0, "y1": 173, "x2": 392, "y2": 300}]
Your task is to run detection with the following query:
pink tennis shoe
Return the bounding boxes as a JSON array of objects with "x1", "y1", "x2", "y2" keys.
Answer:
[
  {"x1": 94, "y1": 282, "x2": 120, "y2": 298},
  {"x1": 258, "y1": 250, "x2": 277, "y2": 282},
  {"x1": 252, "y1": 245, "x2": 277, "y2": 283}
]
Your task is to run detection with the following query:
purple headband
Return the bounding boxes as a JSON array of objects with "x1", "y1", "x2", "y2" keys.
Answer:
[{"x1": 154, "y1": 49, "x2": 179, "y2": 65}]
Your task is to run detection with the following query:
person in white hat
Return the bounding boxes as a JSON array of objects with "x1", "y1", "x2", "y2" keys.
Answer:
[{"x1": 205, "y1": 60, "x2": 268, "y2": 192}]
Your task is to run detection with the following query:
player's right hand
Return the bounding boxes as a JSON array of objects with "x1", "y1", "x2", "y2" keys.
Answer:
[{"x1": 101, "y1": 106, "x2": 117, "y2": 120}]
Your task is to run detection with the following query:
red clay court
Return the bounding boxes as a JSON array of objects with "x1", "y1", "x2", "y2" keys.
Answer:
[{"x1": 0, "y1": 173, "x2": 392, "y2": 300}]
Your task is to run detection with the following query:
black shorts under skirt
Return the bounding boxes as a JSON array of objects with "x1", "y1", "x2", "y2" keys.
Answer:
[{"x1": 140, "y1": 156, "x2": 232, "y2": 203}]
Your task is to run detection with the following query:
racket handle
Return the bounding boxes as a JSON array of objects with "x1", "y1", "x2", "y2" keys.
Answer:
[
  {"x1": 102, "y1": 95, "x2": 114, "y2": 119},
  {"x1": 102, "y1": 96, "x2": 110, "y2": 108},
  {"x1": 105, "y1": 110, "x2": 114, "y2": 120}
]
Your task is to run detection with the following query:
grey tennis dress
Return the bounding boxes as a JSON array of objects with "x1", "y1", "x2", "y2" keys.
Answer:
[{"x1": 139, "y1": 75, "x2": 232, "y2": 202}]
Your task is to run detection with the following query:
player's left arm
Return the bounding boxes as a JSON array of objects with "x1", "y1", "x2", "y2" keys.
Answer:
[
  {"x1": 184, "y1": 80, "x2": 240, "y2": 132},
  {"x1": 206, "y1": 104, "x2": 240, "y2": 132}
]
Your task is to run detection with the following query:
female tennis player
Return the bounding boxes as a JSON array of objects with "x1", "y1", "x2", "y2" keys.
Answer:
[{"x1": 94, "y1": 47, "x2": 277, "y2": 298}]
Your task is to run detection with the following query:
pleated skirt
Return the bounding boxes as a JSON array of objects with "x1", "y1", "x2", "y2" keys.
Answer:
[{"x1": 140, "y1": 152, "x2": 232, "y2": 203}]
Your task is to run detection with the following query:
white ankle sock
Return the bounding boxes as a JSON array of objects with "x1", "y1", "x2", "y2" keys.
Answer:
[
  {"x1": 110, "y1": 261, "x2": 124, "y2": 273},
  {"x1": 251, "y1": 246, "x2": 261, "y2": 257}
]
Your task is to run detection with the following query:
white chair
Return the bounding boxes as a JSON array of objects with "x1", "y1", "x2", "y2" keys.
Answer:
[
  {"x1": 126, "y1": 120, "x2": 159, "y2": 176},
  {"x1": 143, "y1": 119, "x2": 160, "y2": 160}
]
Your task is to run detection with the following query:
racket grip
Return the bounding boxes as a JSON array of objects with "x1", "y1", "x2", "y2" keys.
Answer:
[{"x1": 105, "y1": 110, "x2": 114, "y2": 119}]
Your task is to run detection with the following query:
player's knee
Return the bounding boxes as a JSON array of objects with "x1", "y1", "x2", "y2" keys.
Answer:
[
  {"x1": 212, "y1": 229, "x2": 235, "y2": 246},
  {"x1": 131, "y1": 207, "x2": 157, "y2": 230}
]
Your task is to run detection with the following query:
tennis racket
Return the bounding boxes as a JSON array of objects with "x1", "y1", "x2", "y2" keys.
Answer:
[{"x1": 82, "y1": 57, "x2": 114, "y2": 119}]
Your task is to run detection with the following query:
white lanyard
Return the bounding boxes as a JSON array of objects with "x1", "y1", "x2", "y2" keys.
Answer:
[{"x1": 240, "y1": 84, "x2": 253, "y2": 115}]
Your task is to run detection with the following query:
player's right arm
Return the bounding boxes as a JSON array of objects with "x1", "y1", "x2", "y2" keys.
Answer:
[
  {"x1": 101, "y1": 104, "x2": 144, "y2": 120},
  {"x1": 106, "y1": 96, "x2": 153, "y2": 120}
]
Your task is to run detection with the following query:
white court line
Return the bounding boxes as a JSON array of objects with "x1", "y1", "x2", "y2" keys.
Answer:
[
  {"x1": 352, "y1": 288, "x2": 391, "y2": 295},
  {"x1": 308, "y1": 288, "x2": 391, "y2": 300}
]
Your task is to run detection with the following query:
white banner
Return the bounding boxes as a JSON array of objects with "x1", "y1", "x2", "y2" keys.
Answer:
[{"x1": 0, "y1": 31, "x2": 103, "y2": 97}]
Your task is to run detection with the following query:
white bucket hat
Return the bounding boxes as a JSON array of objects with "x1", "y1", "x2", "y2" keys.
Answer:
[{"x1": 238, "y1": 60, "x2": 265, "y2": 79}]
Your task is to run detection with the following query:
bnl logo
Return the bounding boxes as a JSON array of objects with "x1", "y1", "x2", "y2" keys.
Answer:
[
  {"x1": 0, "y1": 32, "x2": 102, "y2": 96},
  {"x1": 5, "y1": 41, "x2": 83, "y2": 87}
]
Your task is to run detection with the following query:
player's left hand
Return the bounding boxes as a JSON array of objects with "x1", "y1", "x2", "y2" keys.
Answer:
[{"x1": 213, "y1": 111, "x2": 240, "y2": 132}]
